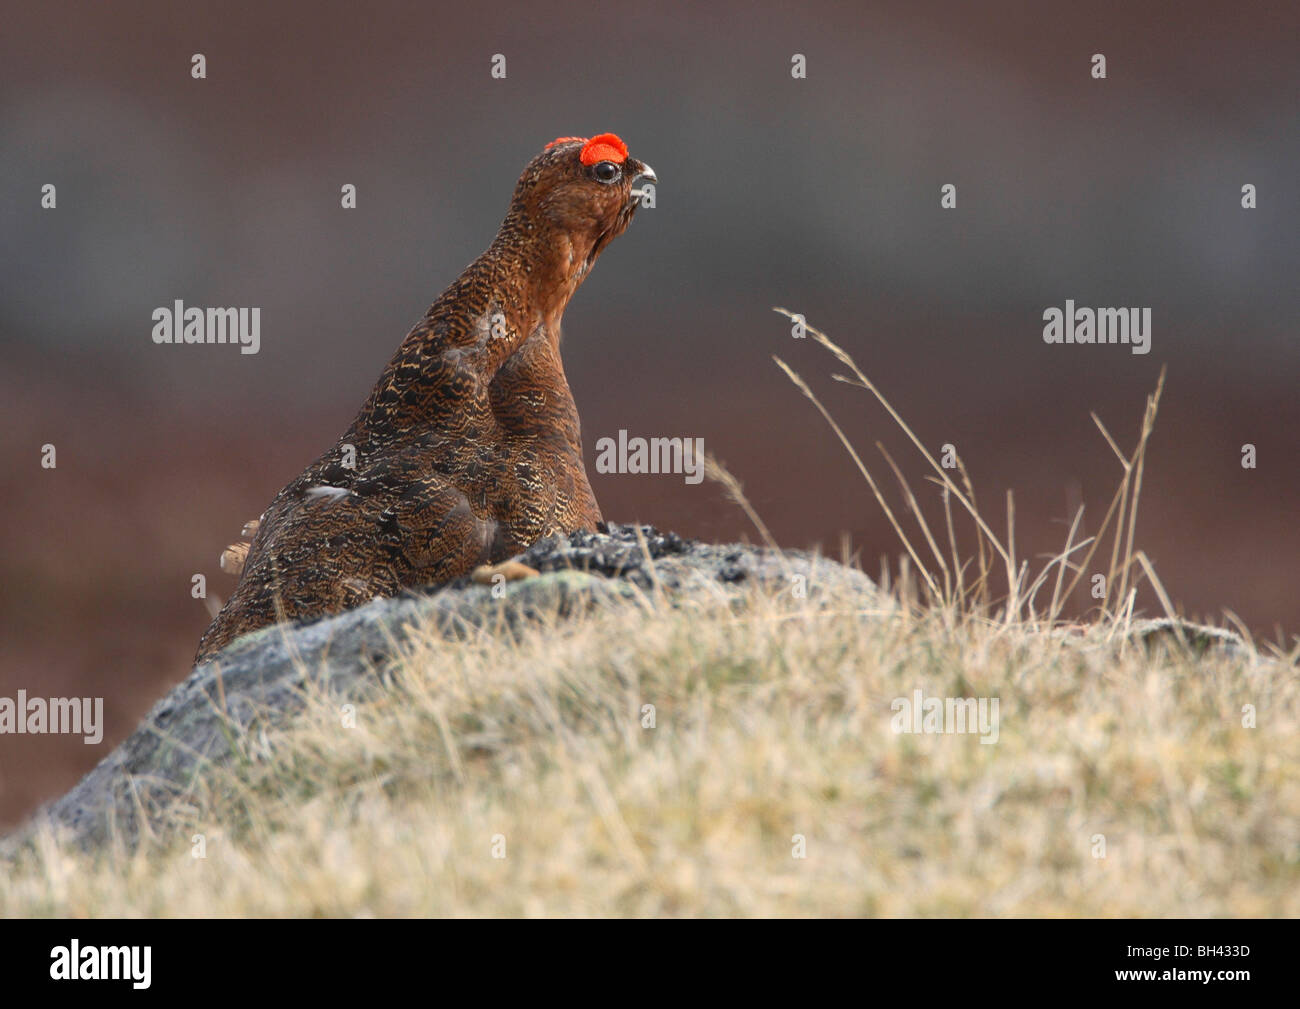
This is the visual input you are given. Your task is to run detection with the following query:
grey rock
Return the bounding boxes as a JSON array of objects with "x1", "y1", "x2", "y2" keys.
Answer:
[
  {"x1": 8, "y1": 524, "x2": 874, "y2": 852},
  {"x1": 1127, "y1": 617, "x2": 1248, "y2": 657}
]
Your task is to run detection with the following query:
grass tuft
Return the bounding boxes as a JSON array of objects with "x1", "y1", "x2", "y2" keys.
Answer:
[{"x1": 3, "y1": 317, "x2": 1295, "y2": 917}]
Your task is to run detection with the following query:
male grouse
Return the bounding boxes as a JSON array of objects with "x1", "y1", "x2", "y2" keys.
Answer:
[{"x1": 195, "y1": 133, "x2": 656, "y2": 662}]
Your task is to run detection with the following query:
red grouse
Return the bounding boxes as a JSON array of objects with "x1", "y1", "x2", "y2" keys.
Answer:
[{"x1": 195, "y1": 133, "x2": 655, "y2": 662}]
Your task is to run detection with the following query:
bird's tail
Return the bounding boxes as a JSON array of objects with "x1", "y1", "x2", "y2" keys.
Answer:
[{"x1": 219, "y1": 517, "x2": 261, "y2": 577}]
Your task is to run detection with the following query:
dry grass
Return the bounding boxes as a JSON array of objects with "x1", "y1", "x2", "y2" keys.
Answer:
[
  {"x1": 3, "y1": 589, "x2": 1297, "y2": 917},
  {"x1": 3, "y1": 317, "x2": 1296, "y2": 917}
]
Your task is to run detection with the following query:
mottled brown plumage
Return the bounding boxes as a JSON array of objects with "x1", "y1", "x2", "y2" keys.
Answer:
[{"x1": 195, "y1": 134, "x2": 655, "y2": 662}]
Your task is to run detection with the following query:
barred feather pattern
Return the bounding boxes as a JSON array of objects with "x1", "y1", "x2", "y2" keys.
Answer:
[{"x1": 195, "y1": 137, "x2": 653, "y2": 662}]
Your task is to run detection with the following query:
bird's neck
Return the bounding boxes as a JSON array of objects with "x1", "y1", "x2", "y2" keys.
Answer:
[
  {"x1": 483, "y1": 212, "x2": 600, "y2": 348},
  {"x1": 409, "y1": 211, "x2": 602, "y2": 379},
  {"x1": 352, "y1": 214, "x2": 596, "y2": 445}
]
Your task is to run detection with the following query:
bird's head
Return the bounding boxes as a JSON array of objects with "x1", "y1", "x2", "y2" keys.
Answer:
[{"x1": 505, "y1": 133, "x2": 656, "y2": 278}]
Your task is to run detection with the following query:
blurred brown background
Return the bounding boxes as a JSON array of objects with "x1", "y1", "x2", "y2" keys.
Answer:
[{"x1": 2, "y1": 0, "x2": 1297, "y2": 828}]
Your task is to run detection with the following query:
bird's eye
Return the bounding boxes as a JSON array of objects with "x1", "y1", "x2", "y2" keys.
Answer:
[{"x1": 592, "y1": 161, "x2": 620, "y2": 183}]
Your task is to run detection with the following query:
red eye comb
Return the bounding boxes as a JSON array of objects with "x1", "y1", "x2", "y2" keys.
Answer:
[
  {"x1": 545, "y1": 133, "x2": 629, "y2": 165},
  {"x1": 579, "y1": 133, "x2": 628, "y2": 165}
]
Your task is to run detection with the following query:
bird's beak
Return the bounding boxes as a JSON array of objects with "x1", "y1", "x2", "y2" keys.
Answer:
[{"x1": 629, "y1": 162, "x2": 657, "y2": 205}]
